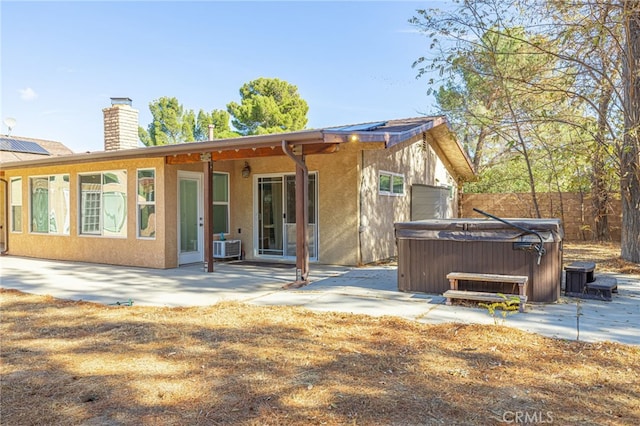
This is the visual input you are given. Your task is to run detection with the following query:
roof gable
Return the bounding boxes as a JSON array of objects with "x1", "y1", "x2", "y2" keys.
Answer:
[{"x1": 325, "y1": 117, "x2": 475, "y2": 181}]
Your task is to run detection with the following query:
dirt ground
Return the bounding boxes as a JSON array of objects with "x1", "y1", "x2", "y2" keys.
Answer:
[{"x1": 1, "y1": 243, "x2": 639, "y2": 426}]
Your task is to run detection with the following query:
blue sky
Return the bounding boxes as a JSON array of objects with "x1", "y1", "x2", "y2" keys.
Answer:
[{"x1": 2, "y1": 1, "x2": 446, "y2": 153}]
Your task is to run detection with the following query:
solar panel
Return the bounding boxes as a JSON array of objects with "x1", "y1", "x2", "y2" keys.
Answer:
[
  {"x1": 332, "y1": 121, "x2": 388, "y2": 132},
  {"x1": 0, "y1": 137, "x2": 50, "y2": 155}
]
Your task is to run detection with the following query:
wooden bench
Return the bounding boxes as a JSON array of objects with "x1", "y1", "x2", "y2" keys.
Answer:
[{"x1": 444, "y1": 272, "x2": 529, "y2": 313}]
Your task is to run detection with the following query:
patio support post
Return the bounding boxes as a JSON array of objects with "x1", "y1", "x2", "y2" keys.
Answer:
[
  {"x1": 203, "y1": 157, "x2": 214, "y2": 272},
  {"x1": 282, "y1": 140, "x2": 309, "y2": 285},
  {"x1": 202, "y1": 125, "x2": 216, "y2": 272},
  {"x1": 295, "y1": 155, "x2": 309, "y2": 282}
]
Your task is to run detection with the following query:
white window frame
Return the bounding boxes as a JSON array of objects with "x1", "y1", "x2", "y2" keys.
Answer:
[
  {"x1": 137, "y1": 168, "x2": 156, "y2": 239},
  {"x1": 10, "y1": 177, "x2": 22, "y2": 233},
  {"x1": 379, "y1": 171, "x2": 405, "y2": 196},
  {"x1": 79, "y1": 174, "x2": 102, "y2": 235},
  {"x1": 78, "y1": 170, "x2": 127, "y2": 238},
  {"x1": 212, "y1": 171, "x2": 230, "y2": 235},
  {"x1": 28, "y1": 174, "x2": 70, "y2": 235}
]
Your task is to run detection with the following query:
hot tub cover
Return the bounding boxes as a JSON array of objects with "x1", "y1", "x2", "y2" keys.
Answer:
[{"x1": 394, "y1": 218, "x2": 563, "y2": 243}]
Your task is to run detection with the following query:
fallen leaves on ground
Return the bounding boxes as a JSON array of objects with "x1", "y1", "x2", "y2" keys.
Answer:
[
  {"x1": 2, "y1": 291, "x2": 639, "y2": 425},
  {"x1": 1, "y1": 242, "x2": 638, "y2": 425},
  {"x1": 563, "y1": 242, "x2": 640, "y2": 275}
]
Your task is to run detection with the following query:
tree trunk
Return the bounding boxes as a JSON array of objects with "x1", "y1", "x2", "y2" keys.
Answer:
[
  {"x1": 592, "y1": 86, "x2": 613, "y2": 241},
  {"x1": 504, "y1": 92, "x2": 542, "y2": 218},
  {"x1": 473, "y1": 126, "x2": 488, "y2": 171},
  {"x1": 621, "y1": 1, "x2": 640, "y2": 263}
]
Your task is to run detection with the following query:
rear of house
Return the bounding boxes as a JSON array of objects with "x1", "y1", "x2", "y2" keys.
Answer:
[
  {"x1": 1, "y1": 99, "x2": 474, "y2": 269},
  {"x1": 0, "y1": 135, "x2": 75, "y2": 253}
]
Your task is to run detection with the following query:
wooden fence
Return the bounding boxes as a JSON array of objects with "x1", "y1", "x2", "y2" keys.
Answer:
[{"x1": 460, "y1": 192, "x2": 622, "y2": 242}]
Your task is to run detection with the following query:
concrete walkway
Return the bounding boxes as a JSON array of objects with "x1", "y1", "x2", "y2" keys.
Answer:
[{"x1": 1, "y1": 255, "x2": 638, "y2": 346}]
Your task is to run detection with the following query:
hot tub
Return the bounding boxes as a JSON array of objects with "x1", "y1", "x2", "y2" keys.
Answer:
[{"x1": 394, "y1": 218, "x2": 564, "y2": 303}]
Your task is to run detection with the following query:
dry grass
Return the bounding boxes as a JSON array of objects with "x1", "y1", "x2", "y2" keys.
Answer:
[
  {"x1": 1, "y1": 243, "x2": 639, "y2": 426},
  {"x1": 563, "y1": 241, "x2": 640, "y2": 275}
]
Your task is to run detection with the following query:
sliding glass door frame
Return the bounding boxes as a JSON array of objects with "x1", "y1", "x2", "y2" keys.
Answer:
[{"x1": 253, "y1": 172, "x2": 318, "y2": 261}]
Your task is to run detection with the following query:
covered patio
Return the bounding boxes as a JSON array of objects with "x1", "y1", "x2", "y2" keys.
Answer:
[{"x1": 164, "y1": 127, "x2": 345, "y2": 283}]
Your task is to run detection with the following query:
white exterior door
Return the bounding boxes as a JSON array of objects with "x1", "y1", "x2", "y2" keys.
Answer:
[{"x1": 178, "y1": 171, "x2": 204, "y2": 265}]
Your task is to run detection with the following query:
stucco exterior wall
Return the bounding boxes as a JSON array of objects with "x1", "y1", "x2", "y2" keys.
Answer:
[
  {"x1": 221, "y1": 146, "x2": 360, "y2": 266},
  {"x1": 3, "y1": 135, "x2": 460, "y2": 269},
  {"x1": 230, "y1": 160, "x2": 254, "y2": 259},
  {"x1": 4, "y1": 157, "x2": 169, "y2": 268},
  {"x1": 359, "y1": 137, "x2": 458, "y2": 264},
  {"x1": 311, "y1": 144, "x2": 360, "y2": 265}
]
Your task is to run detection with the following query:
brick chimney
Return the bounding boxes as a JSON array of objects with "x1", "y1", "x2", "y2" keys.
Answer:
[{"x1": 103, "y1": 97, "x2": 139, "y2": 151}]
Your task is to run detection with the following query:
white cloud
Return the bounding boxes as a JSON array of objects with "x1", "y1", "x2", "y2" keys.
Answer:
[{"x1": 19, "y1": 87, "x2": 38, "y2": 101}]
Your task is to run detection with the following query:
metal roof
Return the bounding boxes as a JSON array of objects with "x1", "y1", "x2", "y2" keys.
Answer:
[
  {"x1": 324, "y1": 117, "x2": 443, "y2": 145},
  {"x1": 330, "y1": 121, "x2": 388, "y2": 132}
]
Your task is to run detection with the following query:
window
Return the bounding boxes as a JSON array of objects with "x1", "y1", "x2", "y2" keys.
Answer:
[
  {"x1": 212, "y1": 172, "x2": 229, "y2": 234},
  {"x1": 29, "y1": 175, "x2": 70, "y2": 234},
  {"x1": 10, "y1": 178, "x2": 22, "y2": 232},
  {"x1": 379, "y1": 171, "x2": 404, "y2": 196},
  {"x1": 137, "y1": 169, "x2": 155, "y2": 238},
  {"x1": 79, "y1": 171, "x2": 127, "y2": 237}
]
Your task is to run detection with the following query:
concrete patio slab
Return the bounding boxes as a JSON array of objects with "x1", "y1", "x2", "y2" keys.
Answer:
[{"x1": 1, "y1": 255, "x2": 638, "y2": 346}]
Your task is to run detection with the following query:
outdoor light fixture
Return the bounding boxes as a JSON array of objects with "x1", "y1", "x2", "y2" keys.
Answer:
[{"x1": 242, "y1": 161, "x2": 251, "y2": 178}]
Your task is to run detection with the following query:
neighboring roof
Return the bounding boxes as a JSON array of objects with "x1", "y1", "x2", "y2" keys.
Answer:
[
  {"x1": 0, "y1": 135, "x2": 74, "y2": 163},
  {"x1": 1, "y1": 138, "x2": 49, "y2": 155},
  {"x1": 0, "y1": 117, "x2": 475, "y2": 181}
]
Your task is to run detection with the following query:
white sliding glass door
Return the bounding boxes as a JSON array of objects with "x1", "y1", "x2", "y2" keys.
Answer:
[{"x1": 256, "y1": 173, "x2": 317, "y2": 260}]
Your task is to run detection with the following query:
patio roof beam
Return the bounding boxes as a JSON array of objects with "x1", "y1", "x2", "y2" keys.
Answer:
[{"x1": 165, "y1": 143, "x2": 340, "y2": 165}]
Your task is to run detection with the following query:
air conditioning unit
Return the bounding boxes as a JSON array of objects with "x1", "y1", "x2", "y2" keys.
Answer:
[{"x1": 213, "y1": 240, "x2": 241, "y2": 259}]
